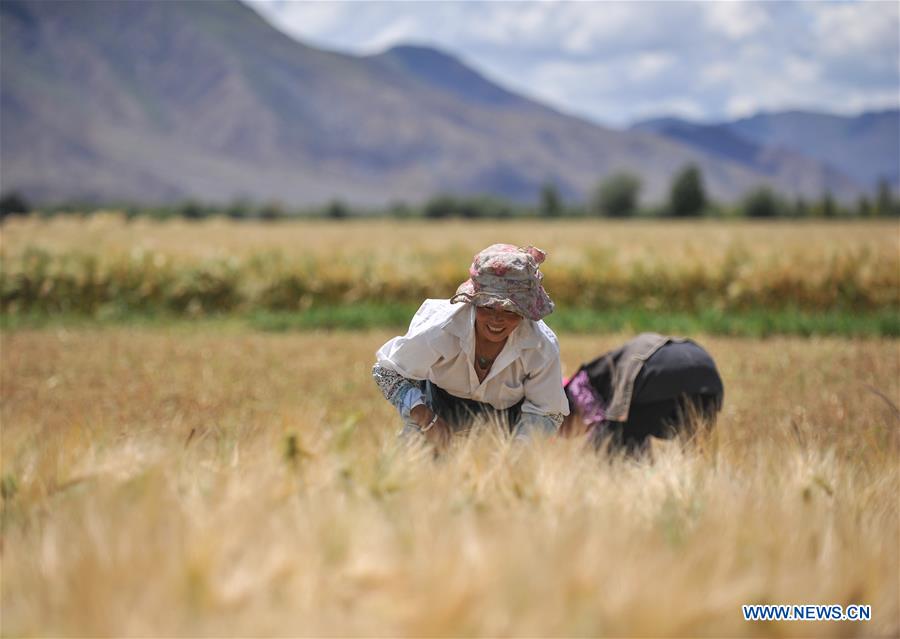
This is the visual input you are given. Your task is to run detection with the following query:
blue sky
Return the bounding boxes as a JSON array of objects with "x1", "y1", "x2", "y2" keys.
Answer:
[{"x1": 247, "y1": 0, "x2": 899, "y2": 127}]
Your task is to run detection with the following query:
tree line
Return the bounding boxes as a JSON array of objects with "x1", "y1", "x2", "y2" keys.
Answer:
[
  {"x1": 1, "y1": 165, "x2": 898, "y2": 221},
  {"x1": 578, "y1": 167, "x2": 898, "y2": 219}
]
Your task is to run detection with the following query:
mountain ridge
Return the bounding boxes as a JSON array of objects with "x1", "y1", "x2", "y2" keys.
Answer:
[
  {"x1": 0, "y1": 0, "x2": 870, "y2": 206},
  {"x1": 632, "y1": 109, "x2": 899, "y2": 189}
]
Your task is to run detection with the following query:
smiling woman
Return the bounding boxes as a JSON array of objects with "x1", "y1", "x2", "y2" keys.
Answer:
[{"x1": 372, "y1": 244, "x2": 569, "y2": 450}]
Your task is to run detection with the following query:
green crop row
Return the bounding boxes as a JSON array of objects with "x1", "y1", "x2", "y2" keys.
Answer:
[{"x1": 2, "y1": 246, "x2": 897, "y2": 317}]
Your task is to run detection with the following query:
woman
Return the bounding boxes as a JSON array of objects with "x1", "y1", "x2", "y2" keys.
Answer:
[
  {"x1": 561, "y1": 333, "x2": 724, "y2": 453},
  {"x1": 373, "y1": 244, "x2": 569, "y2": 449}
]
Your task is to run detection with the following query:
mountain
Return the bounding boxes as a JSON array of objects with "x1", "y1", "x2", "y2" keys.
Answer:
[
  {"x1": 728, "y1": 110, "x2": 899, "y2": 189},
  {"x1": 371, "y1": 44, "x2": 536, "y2": 111},
  {"x1": 0, "y1": 0, "x2": 867, "y2": 206},
  {"x1": 633, "y1": 110, "x2": 899, "y2": 191}
]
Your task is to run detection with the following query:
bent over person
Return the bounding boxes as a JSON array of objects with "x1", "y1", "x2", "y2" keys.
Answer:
[
  {"x1": 373, "y1": 244, "x2": 569, "y2": 450},
  {"x1": 562, "y1": 333, "x2": 724, "y2": 453}
]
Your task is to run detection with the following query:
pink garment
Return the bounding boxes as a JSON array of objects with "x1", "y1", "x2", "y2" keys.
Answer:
[{"x1": 566, "y1": 370, "x2": 606, "y2": 426}]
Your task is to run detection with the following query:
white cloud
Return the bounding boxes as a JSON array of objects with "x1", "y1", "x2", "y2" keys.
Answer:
[
  {"x1": 783, "y1": 56, "x2": 821, "y2": 85},
  {"x1": 699, "y1": 61, "x2": 733, "y2": 88},
  {"x1": 725, "y1": 95, "x2": 762, "y2": 120},
  {"x1": 813, "y1": 2, "x2": 899, "y2": 57},
  {"x1": 356, "y1": 16, "x2": 422, "y2": 53},
  {"x1": 246, "y1": 0, "x2": 900, "y2": 126},
  {"x1": 632, "y1": 52, "x2": 676, "y2": 81},
  {"x1": 247, "y1": 1, "x2": 349, "y2": 46},
  {"x1": 630, "y1": 97, "x2": 707, "y2": 122},
  {"x1": 563, "y1": 4, "x2": 643, "y2": 54},
  {"x1": 704, "y1": 2, "x2": 770, "y2": 40},
  {"x1": 530, "y1": 59, "x2": 619, "y2": 98}
]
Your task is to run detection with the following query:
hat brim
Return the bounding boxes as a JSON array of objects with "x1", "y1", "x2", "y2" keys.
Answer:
[{"x1": 450, "y1": 279, "x2": 554, "y2": 321}]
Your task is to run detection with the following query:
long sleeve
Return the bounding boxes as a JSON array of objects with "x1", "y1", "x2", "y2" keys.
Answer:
[
  {"x1": 374, "y1": 301, "x2": 448, "y2": 381},
  {"x1": 372, "y1": 364, "x2": 425, "y2": 420},
  {"x1": 373, "y1": 300, "x2": 453, "y2": 421},
  {"x1": 513, "y1": 325, "x2": 568, "y2": 437}
]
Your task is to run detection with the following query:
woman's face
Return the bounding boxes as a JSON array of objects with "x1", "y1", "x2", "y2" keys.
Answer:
[{"x1": 474, "y1": 304, "x2": 523, "y2": 343}]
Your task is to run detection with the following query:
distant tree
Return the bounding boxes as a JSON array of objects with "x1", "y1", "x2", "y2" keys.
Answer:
[
  {"x1": 422, "y1": 194, "x2": 520, "y2": 219},
  {"x1": 742, "y1": 186, "x2": 783, "y2": 218},
  {"x1": 324, "y1": 200, "x2": 348, "y2": 220},
  {"x1": 148, "y1": 205, "x2": 175, "y2": 221},
  {"x1": 819, "y1": 191, "x2": 837, "y2": 218},
  {"x1": 424, "y1": 195, "x2": 456, "y2": 219},
  {"x1": 259, "y1": 201, "x2": 286, "y2": 221},
  {"x1": 793, "y1": 196, "x2": 810, "y2": 218},
  {"x1": 490, "y1": 200, "x2": 514, "y2": 219},
  {"x1": 856, "y1": 196, "x2": 872, "y2": 218},
  {"x1": 538, "y1": 181, "x2": 563, "y2": 218},
  {"x1": 226, "y1": 198, "x2": 252, "y2": 220},
  {"x1": 458, "y1": 198, "x2": 481, "y2": 219},
  {"x1": 387, "y1": 200, "x2": 412, "y2": 219},
  {"x1": 876, "y1": 177, "x2": 898, "y2": 217},
  {"x1": 668, "y1": 164, "x2": 707, "y2": 217},
  {"x1": 591, "y1": 172, "x2": 641, "y2": 217},
  {"x1": 180, "y1": 200, "x2": 207, "y2": 220},
  {"x1": 483, "y1": 197, "x2": 514, "y2": 219},
  {"x1": 0, "y1": 191, "x2": 31, "y2": 220}
]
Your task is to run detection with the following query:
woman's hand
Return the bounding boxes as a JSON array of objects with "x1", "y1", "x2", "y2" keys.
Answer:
[{"x1": 410, "y1": 405, "x2": 452, "y2": 451}]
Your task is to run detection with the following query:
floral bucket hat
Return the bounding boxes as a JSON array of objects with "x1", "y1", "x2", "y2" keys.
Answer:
[{"x1": 449, "y1": 244, "x2": 555, "y2": 321}]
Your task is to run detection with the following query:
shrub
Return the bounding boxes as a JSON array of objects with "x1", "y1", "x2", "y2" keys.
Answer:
[
  {"x1": 538, "y1": 182, "x2": 563, "y2": 218},
  {"x1": 591, "y1": 172, "x2": 641, "y2": 217},
  {"x1": 0, "y1": 191, "x2": 31, "y2": 220},
  {"x1": 668, "y1": 164, "x2": 707, "y2": 217},
  {"x1": 742, "y1": 187, "x2": 785, "y2": 218}
]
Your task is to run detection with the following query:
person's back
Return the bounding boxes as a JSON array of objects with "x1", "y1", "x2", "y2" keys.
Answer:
[{"x1": 563, "y1": 333, "x2": 724, "y2": 452}]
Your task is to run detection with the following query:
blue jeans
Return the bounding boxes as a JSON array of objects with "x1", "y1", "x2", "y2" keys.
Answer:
[{"x1": 400, "y1": 380, "x2": 525, "y2": 438}]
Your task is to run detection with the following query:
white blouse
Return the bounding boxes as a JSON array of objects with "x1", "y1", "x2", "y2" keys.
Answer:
[{"x1": 374, "y1": 299, "x2": 569, "y2": 430}]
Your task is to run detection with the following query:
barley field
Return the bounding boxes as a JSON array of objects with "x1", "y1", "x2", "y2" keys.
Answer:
[
  {"x1": 1, "y1": 328, "x2": 898, "y2": 637},
  {"x1": 1, "y1": 217, "x2": 899, "y2": 637},
  {"x1": 2, "y1": 216, "x2": 898, "y2": 315},
  {"x1": 4, "y1": 214, "x2": 897, "y2": 261}
]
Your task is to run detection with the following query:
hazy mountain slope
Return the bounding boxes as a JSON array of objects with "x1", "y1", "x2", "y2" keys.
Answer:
[
  {"x1": 0, "y1": 0, "x2": 866, "y2": 206},
  {"x1": 1, "y1": 0, "x2": 414, "y2": 204},
  {"x1": 729, "y1": 110, "x2": 899, "y2": 188},
  {"x1": 370, "y1": 45, "x2": 538, "y2": 111},
  {"x1": 634, "y1": 110, "x2": 897, "y2": 191},
  {"x1": 631, "y1": 118, "x2": 859, "y2": 198}
]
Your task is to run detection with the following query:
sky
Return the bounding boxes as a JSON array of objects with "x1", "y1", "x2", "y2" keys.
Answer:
[{"x1": 247, "y1": 0, "x2": 900, "y2": 128}]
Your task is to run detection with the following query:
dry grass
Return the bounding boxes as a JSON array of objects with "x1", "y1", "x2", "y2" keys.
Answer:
[{"x1": 2, "y1": 328, "x2": 898, "y2": 637}]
